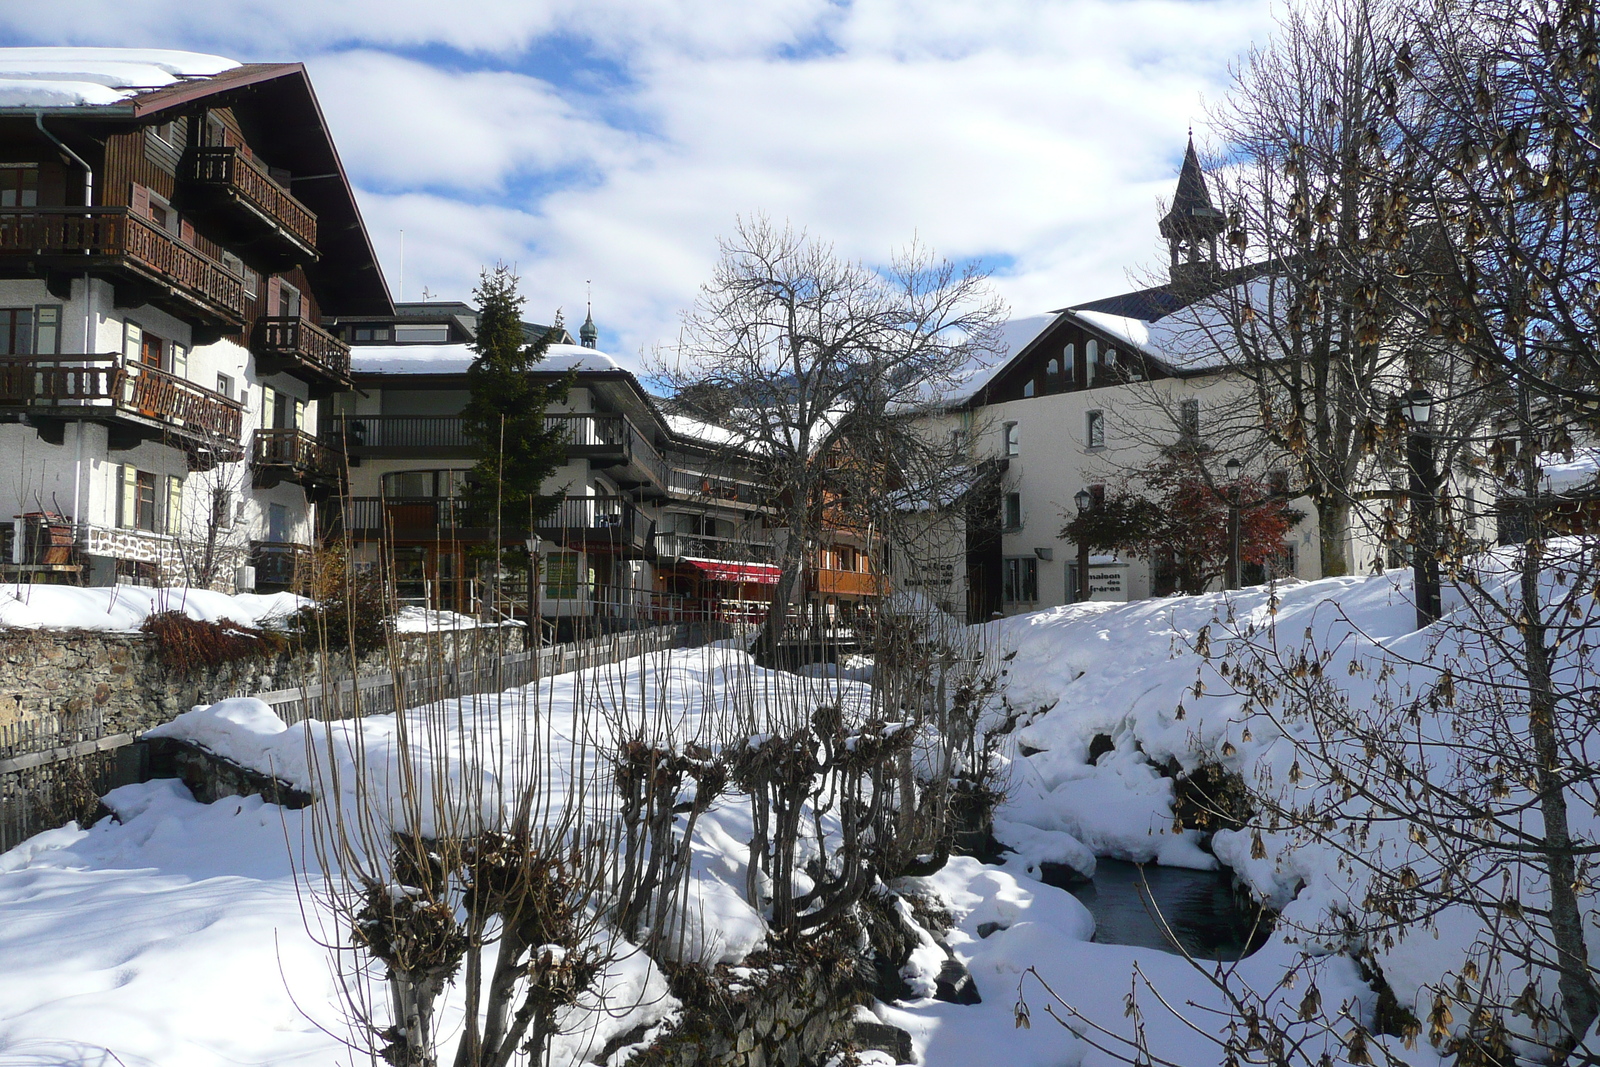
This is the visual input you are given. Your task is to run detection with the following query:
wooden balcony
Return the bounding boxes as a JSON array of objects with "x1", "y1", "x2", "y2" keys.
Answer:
[
  {"x1": 332, "y1": 494, "x2": 654, "y2": 556},
  {"x1": 251, "y1": 316, "x2": 352, "y2": 390},
  {"x1": 332, "y1": 415, "x2": 473, "y2": 459},
  {"x1": 180, "y1": 146, "x2": 318, "y2": 268},
  {"x1": 251, "y1": 428, "x2": 342, "y2": 492},
  {"x1": 0, "y1": 354, "x2": 244, "y2": 467},
  {"x1": 0, "y1": 208, "x2": 246, "y2": 327},
  {"x1": 811, "y1": 567, "x2": 882, "y2": 598}
]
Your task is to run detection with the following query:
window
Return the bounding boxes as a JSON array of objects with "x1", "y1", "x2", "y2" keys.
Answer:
[
  {"x1": 1086, "y1": 410, "x2": 1105, "y2": 449},
  {"x1": 151, "y1": 120, "x2": 179, "y2": 146},
  {"x1": 220, "y1": 252, "x2": 258, "y2": 298},
  {"x1": 1003, "y1": 557, "x2": 1038, "y2": 603},
  {"x1": 1179, "y1": 399, "x2": 1200, "y2": 441},
  {"x1": 1046, "y1": 358, "x2": 1059, "y2": 377},
  {"x1": 1086, "y1": 339, "x2": 1098, "y2": 382},
  {"x1": 147, "y1": 196, "x2": 173, "y2": 233},
  {"x1": 216, "y1": 373, "x2": 234, "y2": 401},
  {"x1": 1003, "y1": 492, "x2": 1022, "y2": 530},
  {"x1": 382, "y1": 470, "x2": 464, "y2": 499},
  {"x1": 0, "y1": 306, "x2": 58, "y2": 355},
  {"x1": 1004, "y1": 422, "x2": 1020, "y2": 456},
  {"x1": 34, "y1": 305, "x2": 58, "y2": 355},
  {"x1": 268, "y1": 503, "x2": 288, "y2": 543},
  {"x1": 118, "y1": 466, "x2": 172, "y2": 533},
  {"x1": 395, "y1": 324, "x2": 451, "y2": 343},
  {"x1": 1064, "y1": 343, "x2": 1076, "y2": 385},
  {"x1": 0, "y1": 164, "x2": 39, "y2": 207},
  {"x1": 835, "y1": 545, "x2": 857, "y2": 572},
  {"x1": 1022, "y1": 379, "x2": 1035, "y2": 398},
  {"x1": 1268, "y1": 468, "x2": 1290, "y2": 496},
  {"x1": 275, "y1": 280, "x2": 302, "y2": 319},
  {"x1": 545, "y1": 551, "x2": 581, "y2": 598},
  {"x1": 0, "y1": 309, "x2": 33, "y2": 355},
  {"x1": 352, "y1": 326, "x2": 392, "y2": 342}
]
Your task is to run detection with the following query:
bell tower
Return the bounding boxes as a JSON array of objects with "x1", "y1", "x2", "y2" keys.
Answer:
[{"x1": 1159, "y1": 134, "x2": 1225, "y2": 288}]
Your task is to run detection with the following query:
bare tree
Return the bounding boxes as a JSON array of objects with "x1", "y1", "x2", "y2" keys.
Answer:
[
  {"x1": 656, "y1": 215, "x2": 1006, "y2": 666},
  {"x1": 1186, "y1": 0, "x2": 1438, "y2": 578}
]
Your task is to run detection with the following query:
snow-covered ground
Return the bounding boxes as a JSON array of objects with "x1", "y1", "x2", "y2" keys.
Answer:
[
  {"x1": 0, "y1": 584, "x2": 305, "y2": 631},
  {"x1": 6, "y1": 557, "x2": 1590, "y2": 1065}
]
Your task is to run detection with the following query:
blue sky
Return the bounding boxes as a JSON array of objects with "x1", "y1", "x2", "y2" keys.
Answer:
[{"x1": 0, "y1": 0, "x2": 1273, "y2": 369}]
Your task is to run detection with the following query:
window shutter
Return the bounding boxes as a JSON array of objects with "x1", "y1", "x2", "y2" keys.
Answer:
[
  {"x1": 119, "y1": 465, "x2": 137, "y2": 528},
  {"x1": 122, "y1": 321, "x2": 142, "y2": 366},
  {"x1": 265, "y1": 276, "x2": 282, "y2": 318},
  {"x1": 261, "y1": 385, "x2": 277, "y2": 430},
  {"x1": 169, "y1": 342, "x2": 188, "y2": 380},
  {"x1": 165, "y1": 476, "x2": 183, "y2": 537},
  {"x1": 293, "y1": 397, "x2": 305, "y2": 431},
  {"x1": 179, "y1": 217, "x2": 195, "y2": 245},
  {"x1": 129, "y1": 183, "x2": 149, "y2": 220}
]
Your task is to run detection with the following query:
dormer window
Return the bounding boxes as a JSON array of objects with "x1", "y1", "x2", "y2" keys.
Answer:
[
  {"x1": 1022, "y1": 380, "x2": 1035, "y2": 398},
  {"x1": 395, "y1": 323, "x2": 451, "y2": 343},
  {"x1": 1046, "y1": 358, "x2": 1059, "y2": 377}
]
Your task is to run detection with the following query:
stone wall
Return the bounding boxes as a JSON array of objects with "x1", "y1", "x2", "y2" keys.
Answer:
[{"x1": 0, "y1": 624, "x2": 524, "y2": 736}]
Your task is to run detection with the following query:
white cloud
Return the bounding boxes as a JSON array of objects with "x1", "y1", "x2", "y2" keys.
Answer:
[{"x1": 0, "y1": 0, "x2": 1275, "y2": 371}]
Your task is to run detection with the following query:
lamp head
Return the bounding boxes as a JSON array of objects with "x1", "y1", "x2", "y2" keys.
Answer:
[
  {"x1": 1225, "y1": 458, "x2": 1243, "y2": 482},
  {"x1": 1402, "y1": 387, "x2": 1434, "y2": 426},
  {"x1": 1074, "y1": 489, "x2": 1092, "y2": 513}
]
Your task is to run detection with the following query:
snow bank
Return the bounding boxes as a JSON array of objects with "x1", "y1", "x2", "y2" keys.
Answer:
[
  {"x1": 392, "y1": 604, "x2": 523, "y2": 632},
  {"x1": 0, "y1": 584, "x2": 305, "y2": 631}
]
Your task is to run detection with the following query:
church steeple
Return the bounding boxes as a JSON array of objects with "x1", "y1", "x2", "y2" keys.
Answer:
[
  {"x1": 579, "y1": 282, "x2": 598, "y2": 349},
  {"x1": 1159, "y1": 133, "x2": 1225, "y2": 287}
]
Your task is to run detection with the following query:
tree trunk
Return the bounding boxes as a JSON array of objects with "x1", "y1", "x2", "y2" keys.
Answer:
[
  {"x1": 752, "y1": 522, "x2": 806, "y2": 668},
  {"x1": 1316, "y1": 498, "x2": 1350, "y2": 578},
  {"x1": 1518, "y1": 495, "x2": 1597, "y2": 1052}
]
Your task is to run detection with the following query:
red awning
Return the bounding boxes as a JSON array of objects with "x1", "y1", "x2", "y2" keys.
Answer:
[{"x1": 682, "y1": 558, "x2": 782, "y2": 585}]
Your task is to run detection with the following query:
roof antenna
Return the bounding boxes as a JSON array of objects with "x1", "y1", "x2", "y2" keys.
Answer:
[{"x1": 397, "y1": 229, "x2": 405, "y2": 303}]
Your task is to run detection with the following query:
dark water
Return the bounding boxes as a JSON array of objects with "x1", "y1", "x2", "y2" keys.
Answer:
[{"x1": 1047, "y1": 858, "x2": 1272, "y2": 961}]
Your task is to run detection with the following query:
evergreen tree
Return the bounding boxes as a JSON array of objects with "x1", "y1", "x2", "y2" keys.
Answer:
[{"x1": 459, "y1": 266, "x2": 572, "y2": 533}]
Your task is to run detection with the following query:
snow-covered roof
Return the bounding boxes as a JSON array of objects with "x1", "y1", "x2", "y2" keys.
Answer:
[
  {"x1": 0, "y1": 48, "x2": 239, "y2": 108},
  {"x1": 941, "y1": 313, "x2": 1058, "y2": 404},
  {"x1": 349, "y1": 342, "x2": 624, "y2": 376},
  {"x1": 1541, "y1": 448, "x2": 1600, "y2": 494},
  {"x1": 665, "y1": 413, "x2": 742, "y2": 447}
]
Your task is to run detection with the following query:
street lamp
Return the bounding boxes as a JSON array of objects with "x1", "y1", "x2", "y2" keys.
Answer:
[
  {"x1": 1403, "y1": 388, "x2": 1442, "y2": 628},
  {"x1": 1224, "y1": 458, "x2": 1243, "y2": 591},
  {"x1": 525, "y1": 535, "x2": 543, "y2": 647},
  {"x1": 1074, "y1": 488, "x2": 1092, "y2": 603}
]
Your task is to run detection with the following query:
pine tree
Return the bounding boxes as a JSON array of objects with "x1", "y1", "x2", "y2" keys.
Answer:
[{"x1": 459, "y1": 266, "x2": 571, "y2": 533}]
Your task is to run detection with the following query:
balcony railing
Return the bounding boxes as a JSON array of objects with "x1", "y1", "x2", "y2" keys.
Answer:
[
  {"x1": 251, "y1": 428, "x2": 342, "y2": 487},
  {"x1": 547, "y1": 413, "x2": 668, "y2": 491},
  {"x1": 332, "y1": 416, "x2": 470, "y2": 455},
  {"x1": 333, "y1": 413, "x2": 669, "y2": 492},
  {"x1": 333, "y1": 494, "x2": 650, "y2": 551},
  {"x1": 666, "y1": 466, "x2": 767, "y2": 506},
  {"x1": 654, "y1": 531, "x2": 775, "y2": 564},
  {"x1": 0, "y1": 208, "x2": 246, "y2": 324},
  {"x1": 183, "y1": 146, "x2": 318, "y2": 254},
  {"x1": 0, "y1": 354, "x2": 243, "y2": 459},
  {"x1": 252, "y1": 316, "x2": 351, "y2": 385}
]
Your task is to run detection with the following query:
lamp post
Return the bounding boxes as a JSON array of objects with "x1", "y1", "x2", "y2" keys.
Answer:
[
  {"x1": 1074, "y1": 488, "x2": 1092, "y2": 603},
  {"x1": 1224, "y1": 458, "x2": 1242, "y2": 591},
  {"x1": 1403, "y1": 387, "x2": 1442, "y2": 628},
  {"x1": 525, "y1": 535, "x2": 542, "y2": 649}
]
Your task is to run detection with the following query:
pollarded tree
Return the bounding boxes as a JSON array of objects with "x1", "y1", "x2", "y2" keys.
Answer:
[{"x1": 656, "y1": 216, "x2": 1006, "y2": 666}]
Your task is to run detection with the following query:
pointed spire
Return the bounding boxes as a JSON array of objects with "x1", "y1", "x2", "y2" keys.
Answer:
[
  {"x1": 579, "y1": 281, "x2": 598, "y2": 348},
  {"x1": 1160, "y1": 134, "x2": 1224, "y2": 243},
  {"x1": 1160, "y1": 133, "x2": 1225, "y2": 285}
]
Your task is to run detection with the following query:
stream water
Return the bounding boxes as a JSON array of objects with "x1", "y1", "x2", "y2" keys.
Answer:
[{"x1": 1043, "y1": 858, "x2": 1271, "y2": 961}]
